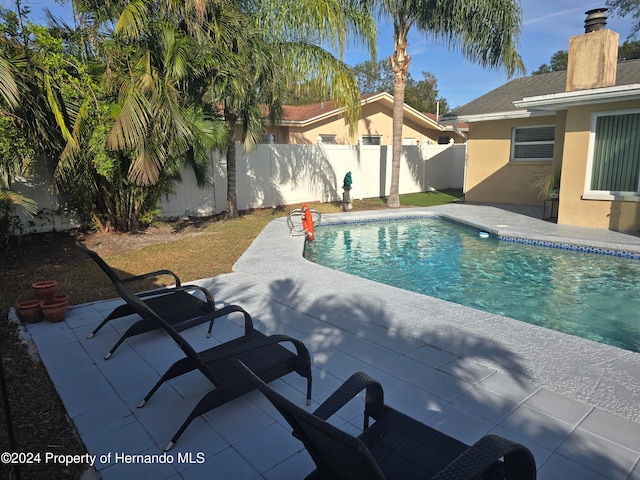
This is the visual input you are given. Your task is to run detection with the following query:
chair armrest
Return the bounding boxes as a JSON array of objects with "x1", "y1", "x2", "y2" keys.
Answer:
[
  {"x1": 200, "y1": 304, "x2": 254, "y2": 336},
  {"x1": 122, "y1": 269, "x2": 182, "y2": 288},
  {"x1": 431, "y1": 434, "x2": 536, "y2": 480},
  {"x1": 137, "y1": 283, "x2": 215, "y2": 308},
  {"x1": 176, "y1": 285, "x2": 215, "y2": 306},
  {"x1": 312, "y1": 372, "x2": 385, "y2": 427}
]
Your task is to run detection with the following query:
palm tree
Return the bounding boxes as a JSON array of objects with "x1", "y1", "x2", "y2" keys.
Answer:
[
  {"x1": 215, "y1": 0, "x2": 376, "y2": 218},
  {"x1": 75, "y1": 0, "x2": 375, "y2": 220},
  {"x1": 56, "y1": 0, "x2": 231, "y2": 229},
  {"x1": 380, "y1": 0, "x2": 525, "y2": 208},
  {"x1": 0, "y1": 13, "x2": 68, "y2": 242}
]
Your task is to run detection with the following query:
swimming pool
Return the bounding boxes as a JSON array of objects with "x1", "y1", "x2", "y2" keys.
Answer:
[{"x1": 304, "y1": 217, "x2": 640, "y2": 353}]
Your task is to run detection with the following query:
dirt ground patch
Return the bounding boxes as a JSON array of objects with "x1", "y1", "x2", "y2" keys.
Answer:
[{"x1": 1, "y1": 214, "x2": 226, "y2": 271}]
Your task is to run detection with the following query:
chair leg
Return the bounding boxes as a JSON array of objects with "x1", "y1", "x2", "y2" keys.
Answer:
[
  {"x1": 104, "y1": 318, "x2": 158, "y2": 359},
  {"x1": 164, "y1": 391, "x2": 226, "y2": 451},
  {"x1": 306, "y1": 376, "x2": 312, "y2": 406},
  {"x1": 138, "y1": 358, "x2": 198, "y2": 408},
  {"x1": 87, "y1": 304, "x2": 133, "y2": 338}
]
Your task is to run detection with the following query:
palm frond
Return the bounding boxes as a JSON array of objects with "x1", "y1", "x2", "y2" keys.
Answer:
[
  {"x1": 115, "y1": 0, "x2": 150, "y2": 40},
  {"x1": 0, "y1": 56, "x2": 21, "y2": 110},
  {"x1": 0, "y1": 189, "x2": 38, "y2": 216}
]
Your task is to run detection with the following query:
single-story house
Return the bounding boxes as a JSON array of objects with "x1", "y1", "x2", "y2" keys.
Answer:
[
  {"x1": 425, "y1": 113, "x2": 468, "y2": 143},
  {"x1": 442, "y1": 9, "x2": 640, "y2": 232},
  {"x1": 238, "y1": 92, "x2": 465, "y2": 146}
]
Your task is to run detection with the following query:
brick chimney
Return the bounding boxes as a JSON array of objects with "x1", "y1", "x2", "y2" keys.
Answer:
[{"x1": 566, "y1": 8, "x2": 619, "y2": 92}]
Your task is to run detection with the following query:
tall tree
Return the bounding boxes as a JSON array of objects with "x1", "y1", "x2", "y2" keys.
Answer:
[
  {"x1": 73, "y1": 0, "x2": 376, "y2": 221},
  {"x1": 404, "y1": 71, "x2": 449, "y2": 115},
  {"x1": 353, "y1": 59, "x2": 395, "y2": 94},
  {"x1": 607, "y1": 0, "x2": 640, "y2": 37},
  {"x1": 618, "y1": 39, "x2": 640, "y2": 59},
  {"x1": 378, "y1": 0, "x2": 524, "y2": 208},
  {"x1": 532, "y1": 40, "x2": 640, "y2": 75},
  {"x1": 532, "y1": 50, "x2": 568, "y2": 75},
  {"x1": 353, "y1": 61, "x2": 449, "y2": 115},
  {"x1": 0, "y1": 6, "x2": 69, "y2": 244},
  {"x1": 60, "y1": 0, "x2": 234, "y2": 229},
  {"x1": 218, "y1": 0, "x2": 376, "y2": 217}
]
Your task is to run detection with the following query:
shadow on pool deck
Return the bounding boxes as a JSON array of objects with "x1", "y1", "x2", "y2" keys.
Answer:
[{"x1": 14, "y1": 204, "x2": 640, "y2": 479}]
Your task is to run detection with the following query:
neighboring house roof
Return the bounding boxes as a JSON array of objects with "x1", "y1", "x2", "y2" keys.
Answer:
[
  {"x1": 280, "y1": 93, "x2": 377, "y2": 123},
  {"x1": 425, "y1": 112, "x2": 469, "y2": 132},
  {"x1": 443, "y1": 58, "x2": 640, "y2": 122},
  {"x1": 277, "y1": 92, "x2": 443, "y2": 131}
]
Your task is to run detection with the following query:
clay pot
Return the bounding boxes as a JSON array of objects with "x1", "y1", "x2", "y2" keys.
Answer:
[
  {"x1": 16, "y1": 300, "x2": 42, "y2": 323},
  {"x1": 32, "y1": 280, "x2": 58, "y2": 305},
  {"x1": 52, "y1": 294, "x2": 69, "y2": 304},
  {"x1": 41, "y1": 299, "x2": 68, "y2": 323}
]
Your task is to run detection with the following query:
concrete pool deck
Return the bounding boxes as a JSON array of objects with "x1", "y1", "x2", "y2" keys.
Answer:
[{"x1": 15, "y1": 203, "x2": 640, "y2": 479}]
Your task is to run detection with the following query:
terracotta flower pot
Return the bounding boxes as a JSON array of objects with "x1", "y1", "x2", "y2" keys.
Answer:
[
  {"x1": 16, "y1": 300, "x2": 42, "y2": 323},
  {"x1": 53, "y1": 294, "x2": 69, "y2": 304},
  {"x1": 32, "y1": 280, "x2": 58, "y2": 305},
  {"x1": 41, "y1": 299, "x2": 68, "y2": 323}
]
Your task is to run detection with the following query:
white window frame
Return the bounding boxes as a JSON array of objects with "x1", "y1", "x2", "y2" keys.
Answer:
[
  {"x1": 319, "y1": 134, "x2": 337, "y2": 144},
  {"x1": 584, "y1": 108, "x2": 640, "y2": 202},
  {"x1": 510, "y1": 125, "x2": 555, "y2": 162}
]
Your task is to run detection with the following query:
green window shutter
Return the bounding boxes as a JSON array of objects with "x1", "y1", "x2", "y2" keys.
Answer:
[{"x1": 591, "y1": 113, "x2": 640, "y2": 192}]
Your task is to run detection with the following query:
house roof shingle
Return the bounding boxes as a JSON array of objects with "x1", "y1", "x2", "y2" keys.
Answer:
[
  {"x1": 280, "y1": 93, "x2": 377, "y2": 123},
  {"x1": 444, "y1": 58, "x2": 640, "y2": 120}
]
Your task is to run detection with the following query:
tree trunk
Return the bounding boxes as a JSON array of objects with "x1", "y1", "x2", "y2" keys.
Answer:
[
  {"x1": 225, "y1": 112, "x2": 238, "y2": 218},
  {"x1": 386, "y1": 22, "x2": 410, "y2": 209}
]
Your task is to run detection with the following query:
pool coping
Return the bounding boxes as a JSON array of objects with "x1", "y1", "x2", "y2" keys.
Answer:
[{"x1": 233, "y1": 203, "x2": 640, "y2": 424}]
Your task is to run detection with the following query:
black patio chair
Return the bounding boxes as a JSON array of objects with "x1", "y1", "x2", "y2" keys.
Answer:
[
  {"x1": 235, "y1": 361, "x2": 537, "y2": 480},
  {"x1": 112, "y1": 280, "x2": 313, "y2": 451},
  {"x1": 77, "y1": 241, "x2": 222, "y2": 358}
]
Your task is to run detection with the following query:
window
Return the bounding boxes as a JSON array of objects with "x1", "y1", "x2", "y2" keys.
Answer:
[
  {"x1": 511, "y1": 125, "x2": 555, "y2": 161},
  {"x1": 361, "y1": 135, "x2": 381, "y2": 146},
  {"x1": 319, "y1": 134, "x2": 337, "y2": 144},
  {"x1": 260, "y1": 133, "x2": 277, "y2": 144},
  {"x1": 587, "y1": 111, "x2": 640, "y2": 196}
]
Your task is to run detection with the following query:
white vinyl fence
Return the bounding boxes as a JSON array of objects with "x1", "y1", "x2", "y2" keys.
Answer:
[
  {"x1": 161, "y1": 143, "x2": 466, "y2": 218},
  {"x1": 11, "y1": 143, "x2": 465, "y2": 232}
]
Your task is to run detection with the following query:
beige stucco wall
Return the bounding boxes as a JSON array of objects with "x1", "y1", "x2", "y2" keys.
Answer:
[
  {"x1": 236, "y1": 101, "x2": 442, "y2": 145},
  {"x1": 558, "y1": 100, "x2": 640, "y2": 231},
  {"x1": 285, "y1": 102, "x2": 441, "y2": 145},
  {"x1": 464, "y1": 115, "x2": 563, "y2": 205}
]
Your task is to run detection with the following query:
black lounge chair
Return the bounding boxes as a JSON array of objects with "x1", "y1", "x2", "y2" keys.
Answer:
[
  {"x1": 112, "y1": 280, "x2": 313, "y2": 451},
  {"x1": 235, "y1": 361, "x2": 537, "y2": 480},
  {"x1": 77, "y1": 241, "x2": 220, "y2": 358}
]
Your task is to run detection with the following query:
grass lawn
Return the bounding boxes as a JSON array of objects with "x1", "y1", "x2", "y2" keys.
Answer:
[{"x1": 0, "y1": 190, "x2": 462, "y2": 479}]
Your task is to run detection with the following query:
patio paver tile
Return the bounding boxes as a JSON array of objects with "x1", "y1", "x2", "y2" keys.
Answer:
[
  {"x1": 524, "y1": 388, "x2": 593, "y2": 426},
  {"x1": 577, "y1": 408, "x2": 640, "y2": 453},
  {"x1": 14, "y1": 204, "x2": 640, "y2": 479},
  {"x1": 556, "y1": 427, "x2": 639, "y2": 479}
]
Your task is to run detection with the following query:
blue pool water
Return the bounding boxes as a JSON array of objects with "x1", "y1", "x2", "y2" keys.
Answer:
[{"x1": 303, "y1": 217, "x2": 640, "y2": 352}]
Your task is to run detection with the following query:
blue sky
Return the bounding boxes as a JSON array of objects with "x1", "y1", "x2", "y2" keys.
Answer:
[{"x1": 11, "y1": 1, "x2": 637, "y2": 109}]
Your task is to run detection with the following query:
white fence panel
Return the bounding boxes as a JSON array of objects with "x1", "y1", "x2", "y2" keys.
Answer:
[
  {"x1": 11, "y1": 159, "x2": 79, "y2": 233},
  {"x1": 162, "y1": 154, "x2": 217, "y2": 218},
  {"x1": 356, "y1": 146, "x2": 387, "y2": 199},
  {"x1": 8, "y1": 143, "x2": 465, "y2": 231}
]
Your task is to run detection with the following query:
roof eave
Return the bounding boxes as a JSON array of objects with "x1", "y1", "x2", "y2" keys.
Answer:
[
  {"x1": 451, "y1": 110, "x2": 556, "y2": 123},
  {"x1": 514, "y1": 84, "x2": 640, "y2": 110},
  {"x1": 279, "y1": 92, "x2": 444, "y2": 131}
]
